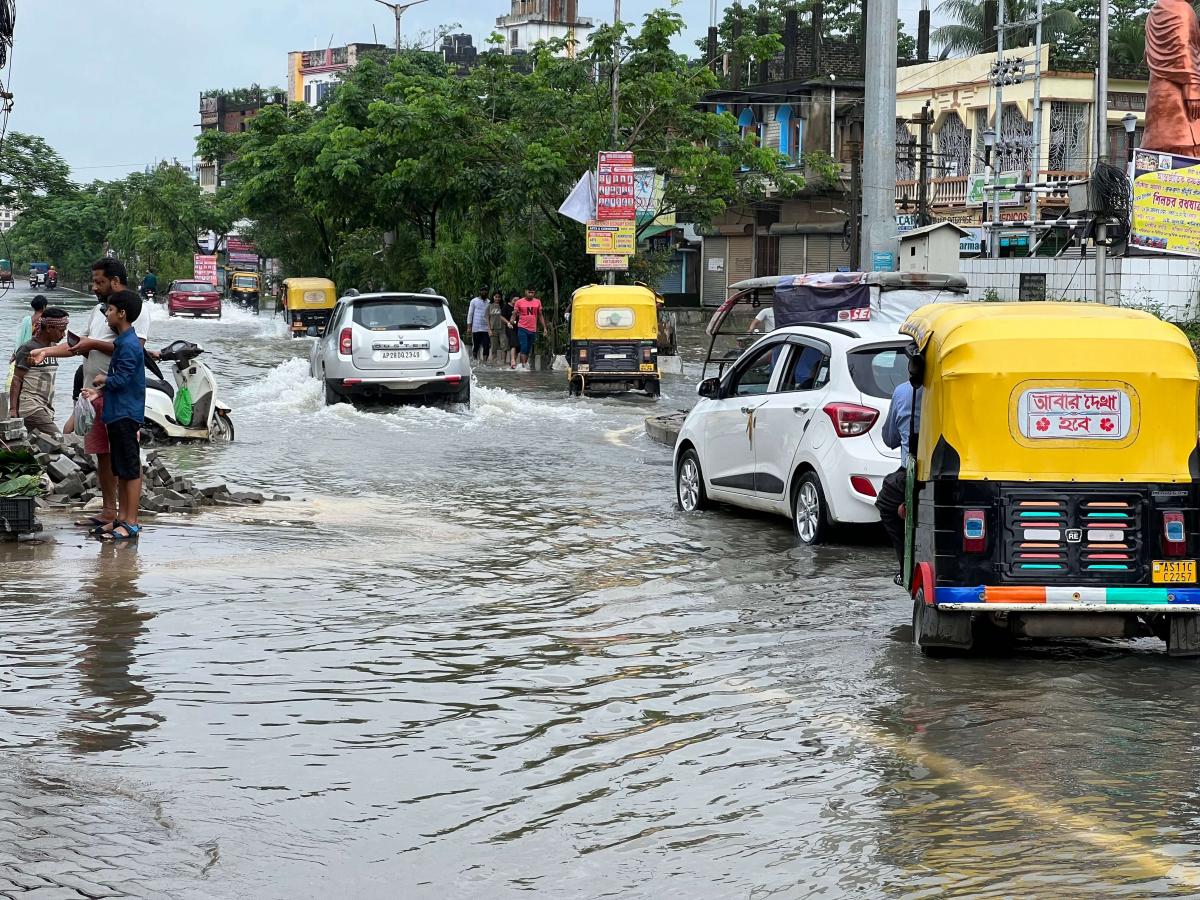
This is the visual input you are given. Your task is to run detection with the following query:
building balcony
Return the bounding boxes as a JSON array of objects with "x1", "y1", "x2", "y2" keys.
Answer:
[{"x1": 895, "y1": 170, "x2": 1090, "y2": 210}]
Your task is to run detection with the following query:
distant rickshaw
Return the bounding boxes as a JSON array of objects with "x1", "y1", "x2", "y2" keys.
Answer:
[
  {"x1": 566, "y1": 284, "x2": 662, "y2": 397},
  {"x1": 282, "y1": 277, "x2": 337, "y2": 338}
]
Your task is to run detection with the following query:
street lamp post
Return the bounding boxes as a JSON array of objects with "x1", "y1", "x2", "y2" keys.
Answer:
[
  {"x1": 982, "y1": 127, "x2": 996, "y2": 258},
  {"x1": 372, "y1": 0, "x2": 431, "y2": 52},
  {"x1": 1122, "y1": 112, "x2": 1138, "y2": 164}
]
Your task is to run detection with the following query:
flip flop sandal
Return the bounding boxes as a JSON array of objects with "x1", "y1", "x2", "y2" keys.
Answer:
[
  {"x1": 101, "y1": 522, "x2": 142, "y2": 541},
  {"x1": 89, "y1": 521, "x2": 118, "y2": 537}
]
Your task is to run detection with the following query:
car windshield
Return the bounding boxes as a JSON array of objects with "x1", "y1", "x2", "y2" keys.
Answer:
[
  {"x1": 847, "y1": 345, "x2": 910, "y2": 399},
  {"x1": 353, "y1": 298, "x2": 446, "y2": 331},
  {"x1": 234, "y1": 276, "x2": 257, "y2": 287},
  {"x1": 175, "y1": 282, "x2": 214, "y2": 293}
]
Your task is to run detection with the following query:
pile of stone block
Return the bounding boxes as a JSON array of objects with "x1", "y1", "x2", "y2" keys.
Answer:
[{"x1": 3, "y1": 419, "x2": 285, "y2": 514}]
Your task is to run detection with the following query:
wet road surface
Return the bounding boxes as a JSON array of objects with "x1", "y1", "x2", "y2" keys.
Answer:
[{"x1": 5, "y1": 288, "x2": 1200, "y2": 898}]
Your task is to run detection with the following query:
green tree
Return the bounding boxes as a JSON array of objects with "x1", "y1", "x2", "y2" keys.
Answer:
[
  {"x1": 0, "y1": 132, "x2": 72, "y2": 209},
  {"x1": 932, "y1": 0, "x2": 1081, "y2": 55},
  {"x1": 209, "y1": 7, "x2": 802, "y2": 329}
]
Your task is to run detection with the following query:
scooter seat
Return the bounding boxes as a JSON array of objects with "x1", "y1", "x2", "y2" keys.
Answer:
[{"x1": 147, "y1": 378, "x2": 175, "y2": 399}]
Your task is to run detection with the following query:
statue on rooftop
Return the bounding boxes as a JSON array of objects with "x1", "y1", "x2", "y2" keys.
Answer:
[{"x1": 1143, "y1": 0, "x2": 1200, "y2": 157}]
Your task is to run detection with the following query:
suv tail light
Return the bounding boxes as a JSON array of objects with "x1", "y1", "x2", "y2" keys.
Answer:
[
  {"x1": 963, "y1": 509, "x2": 986, "y2": 552},
  {"x1": 1163, "y1": 511, "x2": 1186, "y2": 557},
  {"x1": 448, "y1": 326, "x2": 461, "y2": 354},
  {"x1": 339, "y1": 327, "x2": 352, "y2": 355},
  {"x1": 822, "y1": 403, "x2": 879, "y2": 438}
]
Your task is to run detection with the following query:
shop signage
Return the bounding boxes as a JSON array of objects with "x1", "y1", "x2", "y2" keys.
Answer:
[
  {"x1": 595, "y1": 254, "x2": 629, "y2": 271},
  {"x1": 193, "y1": 254, "x2": 217, "y2": 284},
  {"x1": 586, "y1": 220, "x2": 636, "y2": 255}
]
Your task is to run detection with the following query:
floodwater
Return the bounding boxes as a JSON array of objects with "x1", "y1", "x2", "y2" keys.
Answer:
[{"x1": 5, "y1": 287, "x2": 1200, "y2": 898}]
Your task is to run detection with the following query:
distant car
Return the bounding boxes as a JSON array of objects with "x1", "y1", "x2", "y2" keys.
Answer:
[
  {"x1": 309, "y1": 292, "x2": 472, "y2": 406},
  {"x1": 674, "y1": 322, "x2": 910, "y2": 543},
  {"x1": 168, "y1": 280, "x2": 222, "y2": 319}
]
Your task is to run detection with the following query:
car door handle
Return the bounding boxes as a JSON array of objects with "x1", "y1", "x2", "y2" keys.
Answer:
[
  {"x1": 740, "y1": 406, "x2": 754, "y2": 414},
  {"x1": 793, "y1": 405, "x2": 812, "y2": 414}
]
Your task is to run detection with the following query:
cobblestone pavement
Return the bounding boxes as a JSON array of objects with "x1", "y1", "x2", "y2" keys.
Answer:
[{"x1": 0, "y1": 765, "x2": 216, "y2": 899}]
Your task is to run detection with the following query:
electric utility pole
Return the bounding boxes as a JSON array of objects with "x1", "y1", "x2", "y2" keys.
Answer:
[
  {"x1": 860, "y1": 0, "x2": 900, "y2": 270},
  {"x1": 609, "y1": 0, "x2": 622, "y2": 285},
  {"x1": 1094, "y1": 0, "x2": 1110, "y2": 303},
  {"x1": 372, "y1": 0, "x2": 431, "y2": 52}
]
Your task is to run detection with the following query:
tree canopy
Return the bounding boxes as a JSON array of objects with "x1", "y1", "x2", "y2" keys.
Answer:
[{"x1": 204, "y1": 7, "x2": 803, "y2": 317}]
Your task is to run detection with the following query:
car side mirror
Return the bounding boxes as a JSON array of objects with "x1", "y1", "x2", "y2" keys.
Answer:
[{"x1": 698, "y1": 377, "x2": 721, "y2": 399}]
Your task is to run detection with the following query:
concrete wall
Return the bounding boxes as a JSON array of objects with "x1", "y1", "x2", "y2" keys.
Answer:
[{"x1": 961, "y1": 256, "x2": 1200, "y2": 319}]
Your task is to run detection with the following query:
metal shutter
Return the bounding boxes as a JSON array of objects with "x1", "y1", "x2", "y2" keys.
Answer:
[
  {"x1": 727, "y1": 235, "x2": 754, "y2": 285},
  {"x1": 779, "y1": 235, "x2": 806, "y2": 274},
  {"x1": 806, "y1": 234, "x2": 832, "y2": 272},
  {"x1": 828, "y1": 233, "x2": 852, "y2": 271},
  {"x1": 702, "y1": 236, "x2": 728, "y2": 307}
]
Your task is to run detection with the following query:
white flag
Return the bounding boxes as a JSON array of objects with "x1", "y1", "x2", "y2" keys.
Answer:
[{"x1": 557, "y1": 170, "x2": 596, "y2": 224}]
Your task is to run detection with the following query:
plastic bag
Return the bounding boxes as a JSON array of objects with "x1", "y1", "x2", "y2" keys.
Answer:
[
  {"x1": 74, "y1": 393, "x2": 95, "y2": 437},
  {"x1": 174, "y1": 385, "x2": 193, "y2": 428}
]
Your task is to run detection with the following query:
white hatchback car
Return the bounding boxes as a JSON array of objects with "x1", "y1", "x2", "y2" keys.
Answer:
[
  {"x1": 310, "y1": 292, "x2": 472, "y2": 406},
  {"x1": 674, "y1": 322, "x2": 910, "y2": 543}
]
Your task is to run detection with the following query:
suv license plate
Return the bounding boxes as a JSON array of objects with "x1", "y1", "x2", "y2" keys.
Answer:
[
  {"x1": 1153, "y1": 560, "x2": 1197, "y2": 583},
  {"x1": 381, "y1": 350, "x2": 422, "y2": 360}
]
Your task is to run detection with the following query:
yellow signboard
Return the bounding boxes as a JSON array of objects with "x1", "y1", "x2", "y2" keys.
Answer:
[
  {"x1": 586, "y1": 220, "x2": 636, "y2": 255},
  {"x1": 1131, "y1": 151, "x2": 1200, "y2": 255}
]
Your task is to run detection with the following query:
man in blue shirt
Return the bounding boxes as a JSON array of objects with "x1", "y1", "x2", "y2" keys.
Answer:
[
  {"x1": 877, "y1": 358, "x2": 923, "y2": 579},
  {"x1": 466, "y1": 289, "x2": 491, "y2": 362},
  {"x1": 83, "y1": 289, "x2": 146, "y2": 540}
]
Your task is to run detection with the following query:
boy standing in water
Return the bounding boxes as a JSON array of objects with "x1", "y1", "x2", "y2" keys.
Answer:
[{"x1": 82, "y1": 290, "x2": 146, "y2": 541}]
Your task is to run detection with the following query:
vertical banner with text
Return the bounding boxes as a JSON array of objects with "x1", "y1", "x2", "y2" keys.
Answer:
[
  {"x1": 596, "y1": 151, "x2": 636, "y2": 221},
  {"x1": 193, "y1": 254, "x2": 218, "y2": 285}
]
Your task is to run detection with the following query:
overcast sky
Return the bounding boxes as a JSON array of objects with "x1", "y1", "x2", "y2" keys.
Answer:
[{"x1": 11, "y1": 1, "x2": 923, "y2": 181}]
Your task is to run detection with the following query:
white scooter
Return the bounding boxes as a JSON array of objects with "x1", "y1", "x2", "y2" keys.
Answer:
[{"x1": 143, "y1": 340, "x2": 235, "y2": 443}]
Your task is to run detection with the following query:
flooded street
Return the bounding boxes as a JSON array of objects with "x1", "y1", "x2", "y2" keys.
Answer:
[{"x1": 7, "y1": 287, "x2": 1200, "y2": 898}]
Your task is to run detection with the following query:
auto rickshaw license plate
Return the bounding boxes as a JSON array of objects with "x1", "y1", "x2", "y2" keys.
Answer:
[{"x1": 1153, "y1": 560, "x2": 1197, "y2": 583}]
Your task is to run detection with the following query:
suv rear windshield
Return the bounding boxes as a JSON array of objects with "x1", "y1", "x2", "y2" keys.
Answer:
[
  {"x1": 353, "y1": 298, "x2": 446, "y2": 331},
  {"x1": 847, "y1": 345, "x2": 910, "y2": 399},
  {"x1": 174, "y1": 282, "x2": 214, "y2": 293}
]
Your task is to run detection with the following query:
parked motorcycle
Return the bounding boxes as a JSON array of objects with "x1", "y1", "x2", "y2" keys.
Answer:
[{"x1": 143, "y1": 340, "x2": 234, "y2": 443}]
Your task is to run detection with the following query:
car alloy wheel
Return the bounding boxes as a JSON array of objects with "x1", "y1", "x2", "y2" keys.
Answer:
[
  {"x1": 676, "y1": 451, "x2": 706, "y2": 512},
  {"x1": 794, "y1": 477, "x2": 823, "y2": 544}
]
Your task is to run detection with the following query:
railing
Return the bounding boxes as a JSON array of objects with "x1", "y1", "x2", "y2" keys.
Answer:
[{"x1": 896, "y1": 171, "x2": 1088, "y2": 208}]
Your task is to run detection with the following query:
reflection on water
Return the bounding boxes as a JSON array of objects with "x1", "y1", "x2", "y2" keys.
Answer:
[
  {"x1": 65, "y1": 544, "x2": 157, "y2": 754},
  {"x1": 3, "y1": 289, "x2": 1200, "y2": 896}
]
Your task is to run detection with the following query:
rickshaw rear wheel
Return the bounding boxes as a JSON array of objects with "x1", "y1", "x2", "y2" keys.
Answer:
[
  {"x1": 912, "y1": 587, "x2": 973, "y2": 656},
  {"x1": 792, "y1": 472, "x2": 829, "y2": 545},
  {"x1": 569, "y1": 376, "x2": 583, "y2": 397}
]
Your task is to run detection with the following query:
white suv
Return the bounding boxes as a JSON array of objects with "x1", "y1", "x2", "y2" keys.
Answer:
[
  {"x1": 310, "y1": 292, "x2": 472, "y2": 406},
  {"x1": 674, "y1": 323, "x2": 910, "y2": 543}
]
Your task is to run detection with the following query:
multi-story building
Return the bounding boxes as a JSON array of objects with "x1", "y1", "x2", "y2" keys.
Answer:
[
  {"x1": 894, "y1": 48, "x2": 1147, "y2": 246},
  {"x1": 697, "y1": 7, "x2": 873, "y2": 307},
  {"x1": 197, "y1": 91, "x2": 285, "y2": 194},
  {"x1": 497, "y1": 1, "x2": 594, "y2": 57},
  {"x1": 287, "y1": 43, "x2": 389, "y2": 106},
  {"x1": 0, "y1": 206, "x2": 18, "y2": 233}
]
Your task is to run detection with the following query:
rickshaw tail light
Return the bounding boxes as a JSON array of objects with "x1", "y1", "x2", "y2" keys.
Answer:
[
  {"x1": 822, "y1": 403, "x2": 878, "y2": 438},
  {"x1": 1163, "y1": 511, "x2": 1186, "y2": 557},
  {"x1": 339, "y1": 328, "x2": 353, "y2": 355},
  {"x1": 448, "y1": 326, "x2": 461, "y2": 354},
  {"x1": 963, "y1": 509, "x2": 987, "y2": 552}
]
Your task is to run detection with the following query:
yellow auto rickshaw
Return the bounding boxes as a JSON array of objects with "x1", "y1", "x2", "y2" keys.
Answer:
[
  {"x1": 901, "y1": 302, "x2": 1200, "y2": 656},
  {"x1": 282, "y1": 277, "x2": 337, "y2": 338},
  {"x1": 229, "y1": 270, "x2": 262, "y2": 313},
  {"x1": 567, "y1": 285, "x2": 661, "y2": 397}
]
